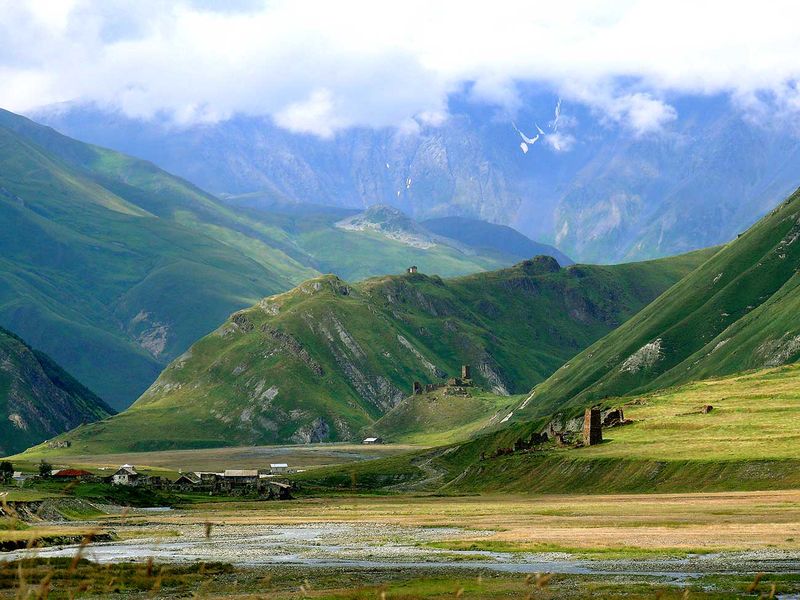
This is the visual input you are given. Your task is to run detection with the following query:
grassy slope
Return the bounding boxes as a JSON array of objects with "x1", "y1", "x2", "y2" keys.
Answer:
[
  {"x1": 0, "y1": 109, "x2": 528, "y2": 414},
  {"x1": 294, "y1": 363, "x2": 800, "y2": 494},
  {"x1": 20, "y1": 250, "x2": 709, "y2": 454},
  {"x1": 0, "y1": 111, "x2": 306, "y2": 408},
  {"x1": 222, "y1": 200, "x2": 543, "y2": 281},
  {"x1": 370, "y1": 388, "x2": 522, "y2": 446},
  {"x1": 0, "y1": 326, "x2": 112, "y2": 455},
  {"x1": 518, "y1": 187, "x2": 800, "y2": 421}
]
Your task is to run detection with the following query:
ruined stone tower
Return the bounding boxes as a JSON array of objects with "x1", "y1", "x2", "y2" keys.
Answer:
[
  {"x1": 461, "y1": 364, "x2": 471, "y2": 380},
  {"x1": 583, "y1": 408, "x2": 602, "y2": 446}
]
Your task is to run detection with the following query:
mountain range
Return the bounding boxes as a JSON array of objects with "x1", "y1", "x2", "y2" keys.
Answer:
[
  {"x1": 30, "y1": 250, "x2": 709, "y2": 453},
  {"x1": 34, "y1": 92, "x2": 800, "y2": 263},
  {"x1": 0, "y1": 108, "x2": 552, "y2": 410}
]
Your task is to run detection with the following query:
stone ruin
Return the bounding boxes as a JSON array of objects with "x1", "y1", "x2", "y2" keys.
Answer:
[
  {"x1": 411, "y1": 365, "x2": 472, "y2": 396},
  {"x1": 601, "y1": 408, "x2": 625, "y2": 428},
  {"x1": 583, "y1": 408, "x2": 602, "y2": 446},
  {"x1": 46, "y1": 440, "x2": 72, "y2": 449}
]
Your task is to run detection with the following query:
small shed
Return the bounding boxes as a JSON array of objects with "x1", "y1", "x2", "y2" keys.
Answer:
[
  {"x1": 362, "y1": 437, "x2": 384, "y2": 445},
  {"x1": 111, "y1": 464, "x2": 139, "y2": 486},
  {"x1": 12, "y1": 471, "x2": 30, "y2": 486},
  {"x1": 269, "y1": 463, "x2": 289, "y2": 475}
]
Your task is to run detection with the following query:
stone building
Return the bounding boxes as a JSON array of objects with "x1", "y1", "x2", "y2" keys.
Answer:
[
  {"x1": 111, "y1": 464, "x2": 139, "y2": 486},
  {"x1": 583, "y1": 408, "x2": 602, "y2": 446}
]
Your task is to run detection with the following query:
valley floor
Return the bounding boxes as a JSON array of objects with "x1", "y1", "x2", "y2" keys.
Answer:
[
  {"x1": 10, "y1": 443, "x2": 420, "y2": 479},
  {"x1": 2, "y1": 490, "x2": 800, "y2": 597}
]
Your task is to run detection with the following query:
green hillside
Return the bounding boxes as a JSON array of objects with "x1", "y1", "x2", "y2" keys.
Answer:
[
  {"x1": 0, "y1": 109, "x2": 541, "y2": 411},
  {"x1": 292, "y1": 363, "x2": 800, "y2": 495},
  {"x1": 0, "y1": 326, "x2": 112, "y2": 455},
  {"x1": 515, "y1": 187, "x2": 800, "y2": 420},
  {"x1": 370, "y1": 388, "x2": 522, "y2": 446},
  {"x1": 0, "y1": 112, "x2": 301, "y2": 408},
  {"x1": 28, "y1": 250, "x2": 710, "y2": 453}
]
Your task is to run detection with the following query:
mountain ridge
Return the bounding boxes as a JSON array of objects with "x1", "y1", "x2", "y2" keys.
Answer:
[
  {"x1": 27, "y1": 249, "x2": 712, "y2": 453},
  {"x1": 33, "y1": 93, "x2": 800, "y2": 263},
  {"x1": 513, "y1": 186, "x2": 800, "y2": 421}
]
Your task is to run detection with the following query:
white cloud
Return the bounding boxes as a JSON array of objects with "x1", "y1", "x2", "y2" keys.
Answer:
[
  {"x1": 2, "y1": 0, "x2": 800, "y2": 136},
  {"x1": 544, "y1": 131, "x2": 576, "y2": 152},
  {"x1": 618, "y1": 94, "x2": 677, "y2": 136},
  {"x1": 275, "y1": 89, "x2": 342, "y2": 138}
]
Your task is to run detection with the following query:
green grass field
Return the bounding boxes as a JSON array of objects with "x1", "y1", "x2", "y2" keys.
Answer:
[{"x1": 295, "y1": 363, "x2": 800, "y2": 495}]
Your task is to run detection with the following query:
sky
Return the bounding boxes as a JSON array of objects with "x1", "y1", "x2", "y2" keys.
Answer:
[{"x1": 1, "y1": 0, "x2": 799, "y2": 137}]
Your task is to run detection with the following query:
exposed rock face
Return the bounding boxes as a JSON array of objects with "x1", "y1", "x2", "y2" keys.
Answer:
[
  {"x1": 291, "y1": 417, "x2": 331, "y2": 444},
  {"x1": 620, "y1": 339, "x2": 663, "y2": 373},
  {"x1": 757, "y1": 333, "x2": 800, "y2": 368},
  {"x1": 0, "y1": 327, "x2": 112, "y2": 455}
]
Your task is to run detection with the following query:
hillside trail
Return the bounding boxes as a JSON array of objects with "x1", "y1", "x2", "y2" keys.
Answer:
[{"x1": 388, "y1": 453, "x2": 449, "y2": 492}]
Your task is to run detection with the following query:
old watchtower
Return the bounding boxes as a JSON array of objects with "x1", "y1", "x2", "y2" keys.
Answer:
[{"x1": 583, "y1": 408, "x2": 602, "y2": 446}]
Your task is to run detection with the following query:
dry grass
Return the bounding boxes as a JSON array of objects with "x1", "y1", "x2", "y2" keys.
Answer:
[
  {"x1": 13, "y1": 443, "x2": 420, "y2": 474},
  {"x1": 99, "y1": 489, "x2": 800, "y2": 554}
]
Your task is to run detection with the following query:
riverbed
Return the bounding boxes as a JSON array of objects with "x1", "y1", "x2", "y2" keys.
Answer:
[{"x1": 4, "y1": 520, "x2": 800, "y2": 581}]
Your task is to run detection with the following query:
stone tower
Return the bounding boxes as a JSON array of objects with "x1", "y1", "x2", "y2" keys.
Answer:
[
  {"x1": 583, "y1": 408, "x2": 602, "y2": 446},
  {"x1": 461, "y1": 364, "x2": 471, "y2": 380}
]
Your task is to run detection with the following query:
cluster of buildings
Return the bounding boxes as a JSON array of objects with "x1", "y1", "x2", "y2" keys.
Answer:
[
  {"x1": 109, "y1": 463, "x2": 293, "y2": 499},
  {"x1": 4, "y1": 463, "x2": 294, "y2": 500}
]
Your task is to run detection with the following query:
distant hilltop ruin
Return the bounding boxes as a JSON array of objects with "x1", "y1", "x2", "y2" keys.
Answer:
[{"x1": 412, "y1": 364, "x2": 473, "y2": 397}]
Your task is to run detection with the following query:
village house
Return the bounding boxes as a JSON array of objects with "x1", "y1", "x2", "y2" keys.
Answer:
[
  {"x1": 222, "y1": 469, "x2": 259, "y2": 484},
  {"x1": 52, "y1": 468, "x2": 94, "y2": 481},
  {"x1": 111, "y1": 464, "x2": 139, "y2": 486},
  {"x1": 173, "y1": 472, "x2": 202, "y2": 490},
  {"x1": 269, "y1": 463, "x2": 290, "y2": 475},
  {"x1": 362, "y1": 437, "x2": 384, "y2": 445},
  {"x1": 12, "y1": 471, "x2": 30, "y2": 486}
]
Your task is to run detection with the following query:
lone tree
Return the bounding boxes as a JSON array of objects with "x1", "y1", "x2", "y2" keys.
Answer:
[
  {"x1": 0, "y1": 461, "x2": 12, "y2": 483},
  {"x1": 38, "y1": 460, "x2": 52, "y2": 478}
]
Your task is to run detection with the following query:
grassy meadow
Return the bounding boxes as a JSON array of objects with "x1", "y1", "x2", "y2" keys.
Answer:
[
  {"x1": 3, "y1": 490, "x2": 799, "y2": 597},
  {"x1": 293, "y1": 362, "x2": 800, "y2": 495}
]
